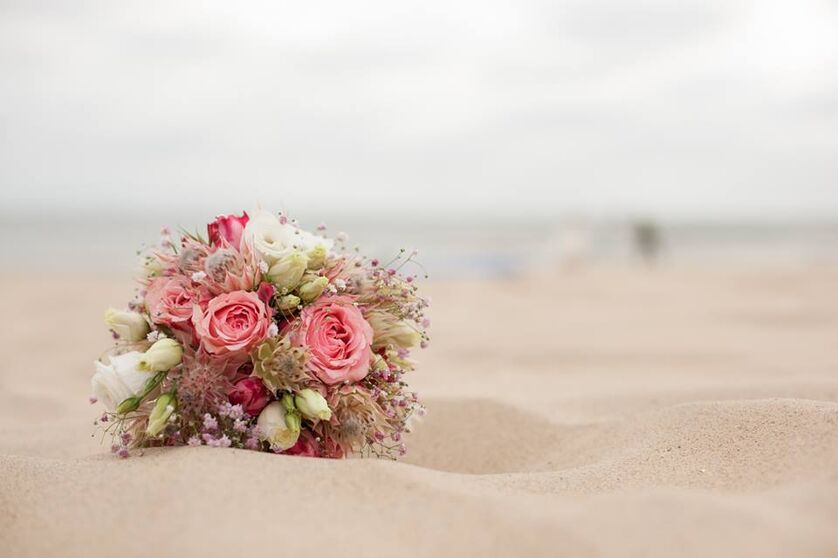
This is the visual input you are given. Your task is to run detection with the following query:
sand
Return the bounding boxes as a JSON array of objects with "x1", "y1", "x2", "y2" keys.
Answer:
[{"x1": 2, "y1": 266, "x2": 838, "y2": 557}]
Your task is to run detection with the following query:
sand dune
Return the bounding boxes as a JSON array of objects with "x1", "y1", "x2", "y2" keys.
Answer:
[{"x1": 1, "y1": 267, "x2": 838, "y2": 557}]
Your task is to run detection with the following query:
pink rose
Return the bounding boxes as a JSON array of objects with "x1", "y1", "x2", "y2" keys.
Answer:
[
  {"x1": 228, "y1": 377, "x2": 271, "y2": 416},
  {"x1": 207, "y1": 211, "x2": 249, "y2": 250},
  {"x1": 285, "y1": 430, "x2": 321, "y2": 457},
  {"x1": 296, "y1": 296, "x2": 373, "y2": 385},
  {"x1": 145, "y1": 276, "x2": 195, "y2": 328},
  {"x1": 192, "y1": 290, "x2": 271, "y2": 355}
]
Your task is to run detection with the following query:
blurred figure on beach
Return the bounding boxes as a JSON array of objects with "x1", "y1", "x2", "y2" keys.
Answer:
[{"x1": 632, "y1": 219, "x2": 663, "y2": 266}]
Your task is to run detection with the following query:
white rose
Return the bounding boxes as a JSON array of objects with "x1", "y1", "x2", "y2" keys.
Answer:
[
  {"x1": 257, "y1": 401, "x2": 300, "y2": 450},
  {"x1": 91, "y1": 352, "x2": 152, "y2": 412},
  {"x1": 104, "y1": 308, "x2": 150, "y2": 342},
  {"x1": 244, "y1": 210, "x2": 333, "y2": 265}
]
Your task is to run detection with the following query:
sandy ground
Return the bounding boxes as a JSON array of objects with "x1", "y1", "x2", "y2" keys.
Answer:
[{"x1": 1, "y1": 266, "x2": 838, "y2": 557}]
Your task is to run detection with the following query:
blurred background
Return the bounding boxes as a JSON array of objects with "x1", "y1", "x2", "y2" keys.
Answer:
[{"x1": 1, "y1": 0, "x2": 837, "y2": 277}]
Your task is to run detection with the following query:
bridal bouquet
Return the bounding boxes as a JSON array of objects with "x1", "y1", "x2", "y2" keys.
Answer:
[{"x1": 92, "y1": 210, "x2": 429, "y2": 459}]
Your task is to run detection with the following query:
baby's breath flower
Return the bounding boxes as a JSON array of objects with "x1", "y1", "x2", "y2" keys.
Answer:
[
  {"x1": 202, "y1": 414, "x2": 218, "y2": 432},
  {"x1": 146, "y1": 330, "x2": 167, "y2": 343}
]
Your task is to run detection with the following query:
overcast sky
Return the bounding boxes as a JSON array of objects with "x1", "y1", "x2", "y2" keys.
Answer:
[{"x1": 1, "y1": 0, "x2": 836, "y2": 221}]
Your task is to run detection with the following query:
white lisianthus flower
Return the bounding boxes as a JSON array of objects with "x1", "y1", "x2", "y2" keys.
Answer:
[
  {"x1": 138, "y1": 338, "x2": 183, "y2": 372},
  {"x1": 104, "y1": 308, "x2": 150, "y2": 342},
  {"x1": 146, "y1": 392, "x2": 177, "y2": 436},
  {"x1": 266, "y1": 250, "x2": 309, "y2": 292},
  {"x1": 257, "y1": 401, "x2": 300, "y2": 450},
  {"x1": 292, "y1": 225, "x2": 334, "y2": 254},
  {"x1": 295, "y1": 388, "x2": 332, "y2": 421},
  {"x1": 244, "y1": 210, "x2": 333, "y2": 265},
  {"x1": 91, "y1": 352, "x2": 151, "y2": 412},
  {"x1": 298, "y1": 276, "x2": 329, "y2": 302},
  {"x1": 276, "y1": 294, "x2": 301, "y2": 311},
  {"x1": 307, "y1": 244, "x2": 327, "y2": 270}
]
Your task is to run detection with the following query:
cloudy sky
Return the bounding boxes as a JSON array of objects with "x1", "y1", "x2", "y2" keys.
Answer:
[{"x1": 1, "y1": 0, "x2": 837, "y2": 220}]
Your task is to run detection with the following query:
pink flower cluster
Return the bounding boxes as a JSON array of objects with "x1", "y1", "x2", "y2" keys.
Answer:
[{"x1": 94, "y1": 209, "x2": 429, "y2": 459}]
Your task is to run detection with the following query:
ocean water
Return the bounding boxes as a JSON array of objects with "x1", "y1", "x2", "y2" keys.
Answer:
[{"x1": 2, "y1": 213, "x2": 837, "y2": 278}]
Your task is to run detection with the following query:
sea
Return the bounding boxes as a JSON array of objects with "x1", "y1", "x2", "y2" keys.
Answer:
[{"x1": 2, "y1": 212, "x2": 837, "y2": 279}]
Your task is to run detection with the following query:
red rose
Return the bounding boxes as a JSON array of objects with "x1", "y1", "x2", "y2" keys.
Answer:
[
  {"x1": 207, "y1": 212, "x2": 249, "y2": 250},
  {"x1": 285, "y1": 430, "x2": 321, "y2": 457},
  {"x1": 228, "y1": 377, "x2": 270, "y2": 416}
]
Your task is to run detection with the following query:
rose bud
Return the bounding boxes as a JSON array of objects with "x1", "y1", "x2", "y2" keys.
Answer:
[
  {"x1": 295, "y1": 388, "x2": 332, "y2": 421},
  {"x1": 104, "y1": 308, "x2": 150, "y2": 342},
  {"x1": 267, "y1": 251, "x2": 308, "y2": 293},
  {"x1": 138, "y1": 338, "x2": 183, "y2": 372},
  {"x1": 228, "y1": 377, "x2": 271, "y2": 416},
  {"x1": 257, "y1": 401, "x2": 300, "y2": 450},
  {"x1": 207, "y1": 211, "x2": 249, "y2": 250},
  {"x1": 146, "y1": 391, "x2": 177, "y2": 436},
  {"x1": 298, "y1": 276, "x2": 329, "y2": 302}
]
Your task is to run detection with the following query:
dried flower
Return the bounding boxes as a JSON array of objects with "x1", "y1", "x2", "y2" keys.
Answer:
[
  {"x1": 251, "y1": 337, "x2": 310, "y2": 393},
  {"x1": 327, "y1": 386, "x2": 391, "y2": 454},
  {"x1": 366, "y1": 311, "x2": 421, "y2": 349},
  {"x1": 173, "y1": 350, "x2": 233, "y2": 421}
]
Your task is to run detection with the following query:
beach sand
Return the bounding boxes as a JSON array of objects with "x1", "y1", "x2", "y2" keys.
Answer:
[{"x1": 2, "y1": 266, "x2": 838, "y2": 557}]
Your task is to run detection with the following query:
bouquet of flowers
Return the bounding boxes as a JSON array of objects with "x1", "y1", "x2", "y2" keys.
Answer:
[{"x1": 91, "y1": 210, "x2": 429, "y2": 459}]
